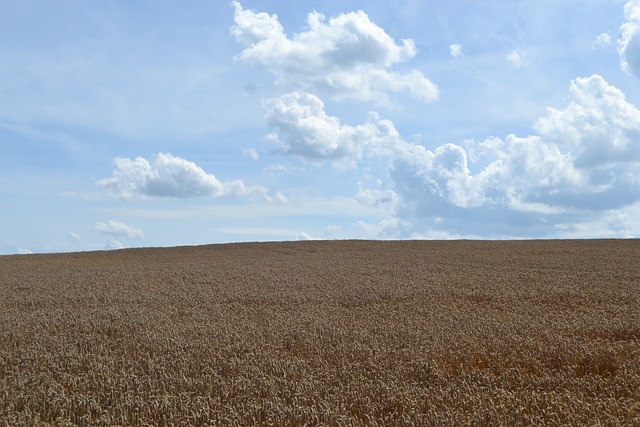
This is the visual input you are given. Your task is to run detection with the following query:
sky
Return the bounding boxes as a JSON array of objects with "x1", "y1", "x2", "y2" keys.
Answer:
[{"x1": 1, "y1": 0, "x2": 640, "y2": 254}]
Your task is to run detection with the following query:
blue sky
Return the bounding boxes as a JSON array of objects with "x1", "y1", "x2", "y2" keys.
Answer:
[{"x1": 2, "y1": 0, "x2": 640, "y2": 254}]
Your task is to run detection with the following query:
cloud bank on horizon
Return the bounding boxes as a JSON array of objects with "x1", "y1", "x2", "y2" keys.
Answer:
[{"x1": 1, "y1": 0, "x2": 639, "y2": 254}]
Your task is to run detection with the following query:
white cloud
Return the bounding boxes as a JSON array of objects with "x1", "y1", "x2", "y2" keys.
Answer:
[
  {"x1": 553, "y1": 205, "x2": 640, "y2": 239},
  {"x1": 593, "y1": 32, "x2": 612, "y2": 49},
  {"x1": 393, "y1": 75, "x2": 640, "y2": 213},
  {"x1": 388, "y1": 75, "x2": 640, "y2": 236},
  {"x1": 449, "y1": 44, "x2": 464, "y2": 58},
  {"x1": 109, "y1": 238, "x2": 124, "y2": 250},
  {"x1": 619, "y1": 0, "x2": 640, "y2": 75},
  {"x1": 506, "y1": 49, "x2": 525, "y2": 68},
  {"x1": 390, "y1": 142, "x2": 488, "y2": 215},
  {"x1": 263, "y1": 74, "x2": 640, "y2": 238},
  {"x1": 268, "y1": 191, "x2": 289, "y2": 204},
  {"x1": 242, "y1": 147, "x2": 259, "y2": 161},
  {"x1": 356, "y1": 184, "x2": 399, "y2": 210},
  {"x1": 97, "y1": 153, "x2": 266, "y2": 199},
  {"x1": 231, "y1": 2, "x2": 438, "y2": 104},
  {"x1": 93, "y1": 220, "x2": 144, "y2": 240},
  {"x1": 296, "y1": 232, "x2": 315, "y2": 240},
  {"x1": 534, "y1": 75, "x2": 640, "y2": 169},
  {"x1": 265, "y1": 91, "x2": 406, "y2": 163}
]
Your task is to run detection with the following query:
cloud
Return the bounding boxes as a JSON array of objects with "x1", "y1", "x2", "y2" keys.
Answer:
[
  {"x1": 593, "y1": 32, "x2": 612, "y2": 49},
  {"x1": 619, "y1": 0, "x2": 640, "y2": 75},
  {"x1": 506, "y1": 49, "x2": 525, "y2": 68},
  {"x1": 449, "y1": 44, "x2": 464, "y2": 58},
  {"x1": 267, "y1": 191, "x2": 289, "y2": 204},
  {"x1": 534, "y1": 75, "x2": 640, "y2": 169},
  {"x1": 264, "y1": 74, "x2": 640, "y2": 237},
  {"x1": 296, "y1": 232, "x2": 315, "y2": 240},
  {"x1": 231, "y1": 2, "x2": 438, "y2": 104},
  {"x1": 109, "y1": 238, "x2": 124, "y2": 250},
  {"x1": 97, "y1": 153, "x2": 266, "y2": 199},
  {"x1": 388, "y1": 75, "x2": 640, "y2": 235},
  {"x1": 356, "y1": 183, "x2": 399, "y2": 210},
  {"x1": 242, "y1": 147, "x2": 259, "y2": 161},
  {"x1": 93, "y1": 220, "x2": 144, "y2": 240},
  {"x1": 264, "y1": 91, "x2": 405, "y2": 162}
]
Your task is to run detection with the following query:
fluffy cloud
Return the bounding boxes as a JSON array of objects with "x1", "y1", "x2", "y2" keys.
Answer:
[
  {"x1": 231, "y1": 2, "x2": 438, "y2": 104},
  {"x1": 264, "y1": 74, "x2": 640, "y2": 237},
  {"x1": 390, "y1": 75, "x2": 640, "y2": 235},
  {"x1": 619, "y1": 0, "x2": 640, "y2": 75},
  {"x1": 93, "y1": 220, "x2": 144, "y2": 240},
  {"x1": 265, "y1": 91, "x2": 405, "y2": 162},
  {"x1": 449, "y1": 44, "x2": 464, "y2": 58},
  {"x1": 593, "y1": 32, "x2": 611, "y2": 49},
  {"x1": 534, "y1": 75, "x2": 640, "y2": 168},
  {"x1": 98, "y1": 153, "x2": 265, "y2": 199}
]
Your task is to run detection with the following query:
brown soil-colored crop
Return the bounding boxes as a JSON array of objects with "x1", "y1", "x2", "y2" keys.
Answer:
[{"x1": 1, "y1": 239, "x2": 639, "y2": 426}]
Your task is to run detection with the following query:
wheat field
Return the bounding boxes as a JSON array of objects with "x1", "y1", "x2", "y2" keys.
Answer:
[{"x1": 1, "y1": 239, "x2": 639, "y2": 426}]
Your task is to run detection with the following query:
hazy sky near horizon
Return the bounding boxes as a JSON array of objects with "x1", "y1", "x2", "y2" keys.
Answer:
[{"x1": 2, "y1": 0, "x2": 640, "y2": 254}]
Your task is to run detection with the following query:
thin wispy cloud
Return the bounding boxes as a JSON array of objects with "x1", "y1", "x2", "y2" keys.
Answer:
[
  {"x1": 93, "y1": 220, "x2": 144, "y2": 240},
  {"x1": 506, "y1": 49, "x2": 525, "y2": 68},
  {"x1": 593, "y1": 32, "x2": 612, "y2": 49}
]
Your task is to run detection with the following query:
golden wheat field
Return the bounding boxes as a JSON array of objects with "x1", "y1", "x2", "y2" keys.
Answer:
[{"x1": 1, "y1": 239, "x2": 639, "y2": 426}]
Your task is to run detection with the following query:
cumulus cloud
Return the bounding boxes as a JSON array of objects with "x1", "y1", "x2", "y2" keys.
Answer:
[
  {"x1": 265, "y1": 91, "x2": 406, "y2": 162},
  {"x1": 264, "y1": 74, "x2": 640, "y2": 237},
  {"x1": 97, "y1": 153, "x2": 266, "y2": 199},
  {"x1": 619, "y1": 0, "x2": 640, "y2": 75},
  {"x1": 534, "y1": 75, "x2": 640, "y2": 169},
  {"x1": 93, "y1": 220, "x2": 144, "y2": 240},
  {"x1": 231, "y1": 2, "x2": 438, "y2": 104},
  {"x1": 449, "y1": 44, "x2": 464, "y2": 58},
  {"x1": 389, "y1": 75, "x2": 640, "y2": 235}
]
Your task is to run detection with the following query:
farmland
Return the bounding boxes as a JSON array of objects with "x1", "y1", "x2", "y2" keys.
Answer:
[{"x1": 1, "y1": 239, "x2": 639, "y2": 426}]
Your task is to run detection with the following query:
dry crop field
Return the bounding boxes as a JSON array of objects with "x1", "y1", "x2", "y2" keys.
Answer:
[{"x1": 1, "y1": 239, "x2": 639, "y2": 426}]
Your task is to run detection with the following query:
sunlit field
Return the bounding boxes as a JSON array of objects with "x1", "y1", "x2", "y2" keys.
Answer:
[{"x1": 1, "y1": 240, "x2": 639, "y2": 426}]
